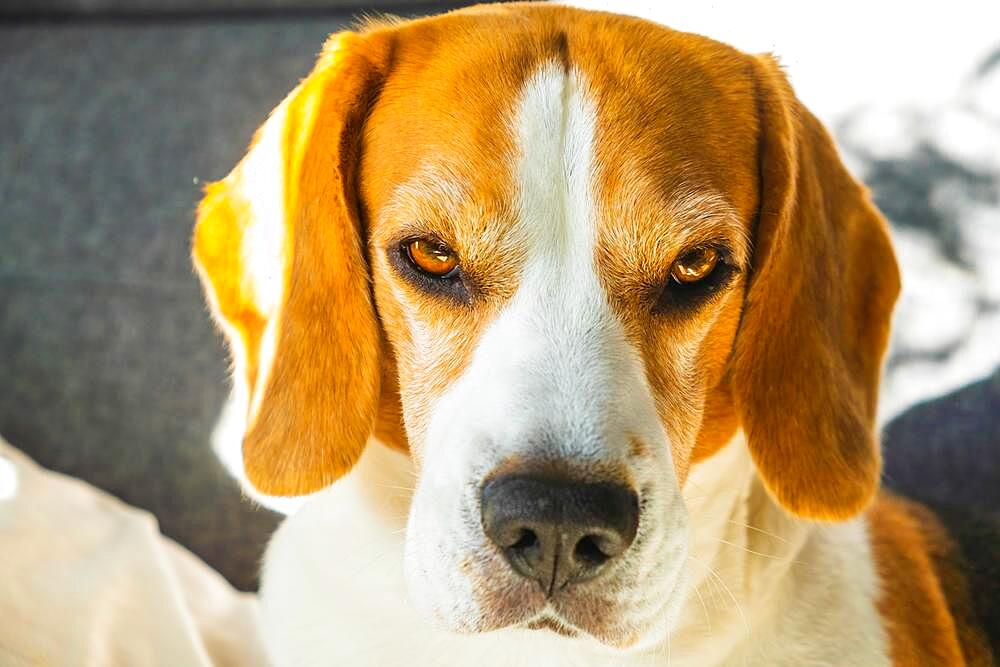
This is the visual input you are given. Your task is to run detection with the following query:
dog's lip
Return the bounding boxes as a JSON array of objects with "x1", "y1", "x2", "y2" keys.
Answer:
[
  {"x1": 521, "y1": 610, "x2": 645, "y2": 649},
  {"x1": 523, "y1": 612, "x2": 579, "y2": 637}
]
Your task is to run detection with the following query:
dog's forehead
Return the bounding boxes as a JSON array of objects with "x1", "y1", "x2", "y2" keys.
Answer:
[{"x1": 362, "y1": 6, "x2": 760, "y2": 233}]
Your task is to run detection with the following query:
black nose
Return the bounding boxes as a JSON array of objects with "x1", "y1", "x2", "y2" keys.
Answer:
[{"x1": 481, "y1": 474, "x2": 639, "y2": 595}]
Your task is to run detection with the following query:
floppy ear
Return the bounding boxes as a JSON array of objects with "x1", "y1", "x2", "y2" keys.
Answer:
[
  {"x1": 192, "y1": 31, "x2": 394, "y2": 496},
  {"x1": 731, "y1": 55, "x2": 900, "y2": 520}
]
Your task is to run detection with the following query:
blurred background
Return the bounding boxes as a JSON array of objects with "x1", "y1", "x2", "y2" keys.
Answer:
[{"x1": 1, "y1": 0, "x2": 997, "y2": 592}]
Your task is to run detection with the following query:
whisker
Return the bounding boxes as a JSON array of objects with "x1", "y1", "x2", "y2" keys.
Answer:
[
  {"x1": 666, "y1": 610, "x2": 672, "y2": 667},
  {"x1": 686, "y1": 554, "x2": 751, "y2": 644},
  {"x1": 692, "y1": 579, "x2": 713, "y2": 632},
  {"x1": 374, "y1": 482, "x2": 418, "y2": 493},
  {"x1": 713, "y1": 538, "x2": 809, "y2": 566},
  {"x1": 726, "y1": 519, "x2": 790, "y2": 544},
  {"x1": 342, "y1": 536, "x2": 406, "y2": 580},
  {"x1": 698, "y1": 564, "x2": 730, "y2": 615}
]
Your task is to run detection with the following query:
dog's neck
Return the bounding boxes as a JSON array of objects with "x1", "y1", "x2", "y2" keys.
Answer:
[
  {"x1": 665, "y1": 435, "x2": 889, "y2": 665},
  {"x1": 671, "y1": 435, "x2": 813, "y2": 663},
  {"x1": 259, "y1": 434, "x2": 889, "y2": 666}
]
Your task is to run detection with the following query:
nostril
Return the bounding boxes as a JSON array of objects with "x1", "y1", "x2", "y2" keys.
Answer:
[
  {"x1": 503, "y1": 527, "x2": 544, "y2": 580},
  {"x1": 573, "y1": 534, "x2": 610, "y2": 568},
  {"x1": 510, "y1": 528, "x2": 538, "y2": 552}
]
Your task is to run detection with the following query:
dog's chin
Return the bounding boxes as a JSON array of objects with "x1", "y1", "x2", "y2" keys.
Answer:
[{"x1": 404, "y1": 560, "x2": 676, "y2": 652}]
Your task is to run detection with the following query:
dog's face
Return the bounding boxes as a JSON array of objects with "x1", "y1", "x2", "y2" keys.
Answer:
[
  {"x1": 363, "y1": 38, "x2": 757, "y2": 646},
  {"x1": 193, "y1": 4, "x2": 898, "y2": 650}
]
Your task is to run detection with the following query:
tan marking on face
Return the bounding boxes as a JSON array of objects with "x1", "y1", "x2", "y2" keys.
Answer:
[
  {"x1": 361, "y1": 15, "x2": 565, "y2": 462},
  {"x1": 593, "y1": 187, "x2": 749, "y2": 483}
]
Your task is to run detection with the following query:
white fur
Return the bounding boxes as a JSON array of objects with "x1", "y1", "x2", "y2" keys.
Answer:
[
  {"x1": 238, "y1": 100, "x2": 288, "y2": 321},
  {"x1": 239, "y1": 102, "x2": 286, "y2": 427}
]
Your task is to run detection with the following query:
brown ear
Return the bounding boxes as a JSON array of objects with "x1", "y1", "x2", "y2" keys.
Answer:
[
  {"x1": 192, "y1": 31, "x2": 394, "y2": 496},
  {"x1": 732, "y1": 55, "x2": 900, "y2": 520}
]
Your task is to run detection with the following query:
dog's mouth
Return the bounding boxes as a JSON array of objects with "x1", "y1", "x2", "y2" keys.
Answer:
[
  {"x1": 523, "y1": 613, "x2": 579, "y2": 638},
  {"x1": 517, "y1": 606, "x2": 660, "y2": 651}
]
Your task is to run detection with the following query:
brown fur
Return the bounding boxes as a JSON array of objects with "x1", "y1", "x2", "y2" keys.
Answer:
[{"x1": 869, "y1": 494, "x2": 995, "y2": 666}]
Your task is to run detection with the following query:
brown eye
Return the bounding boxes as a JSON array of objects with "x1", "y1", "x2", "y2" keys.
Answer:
[
  {"x1": 670, "y1": 246, "x2": 719, "y2": 284},
  {"x1": 405, "y1": 239, "x2": 459, "y2": 277}
]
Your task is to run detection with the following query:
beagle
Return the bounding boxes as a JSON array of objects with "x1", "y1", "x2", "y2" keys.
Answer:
[{"x1": 192, "y1": 4, "x2": 997, "y2": 665}]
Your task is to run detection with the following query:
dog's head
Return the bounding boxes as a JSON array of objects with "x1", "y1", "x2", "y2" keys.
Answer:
[{"x1": 193, "y1": 4, "x2": 899, "y2": 649}]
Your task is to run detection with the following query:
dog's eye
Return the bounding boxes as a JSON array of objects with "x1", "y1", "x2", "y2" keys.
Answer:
[
  {"x1": 404, "y1": 239, "x2": 459, "y2": 278},
  {"x1": 670, "y1": 246, "x2": 718, "y2": 284},
  {"x1": 655, "y1": 245, "x2": 736, "y2": 314}
]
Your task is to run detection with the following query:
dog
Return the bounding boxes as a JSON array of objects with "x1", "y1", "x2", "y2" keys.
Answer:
[{"x1": 192, "y1": 4, "x2": 997, "y2": 665}]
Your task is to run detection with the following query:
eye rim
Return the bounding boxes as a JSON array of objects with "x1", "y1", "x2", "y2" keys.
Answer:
[{"x1": 403, "y1": 237, "x2": 460, "y2": 279}]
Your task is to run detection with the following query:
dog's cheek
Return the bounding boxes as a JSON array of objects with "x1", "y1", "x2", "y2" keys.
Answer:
[
  {"x1": 631, "y1": 288, "x2": 743, "y2": 485},
  {"x1": 373, "y1": 283, "x2": 500, "y2": 463},
  {"x1": 369, "y1": 278, "x2": 439, "y2": 462},
  {"x1": 397, "y1": 375, "x2": 473, "y2": 626},
  {"x1": 636, "y1": 334, "x2": 703, "y2": 484},
  {"x1": 402, "y1": 469, "x2": 490, "y2": 631}
]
